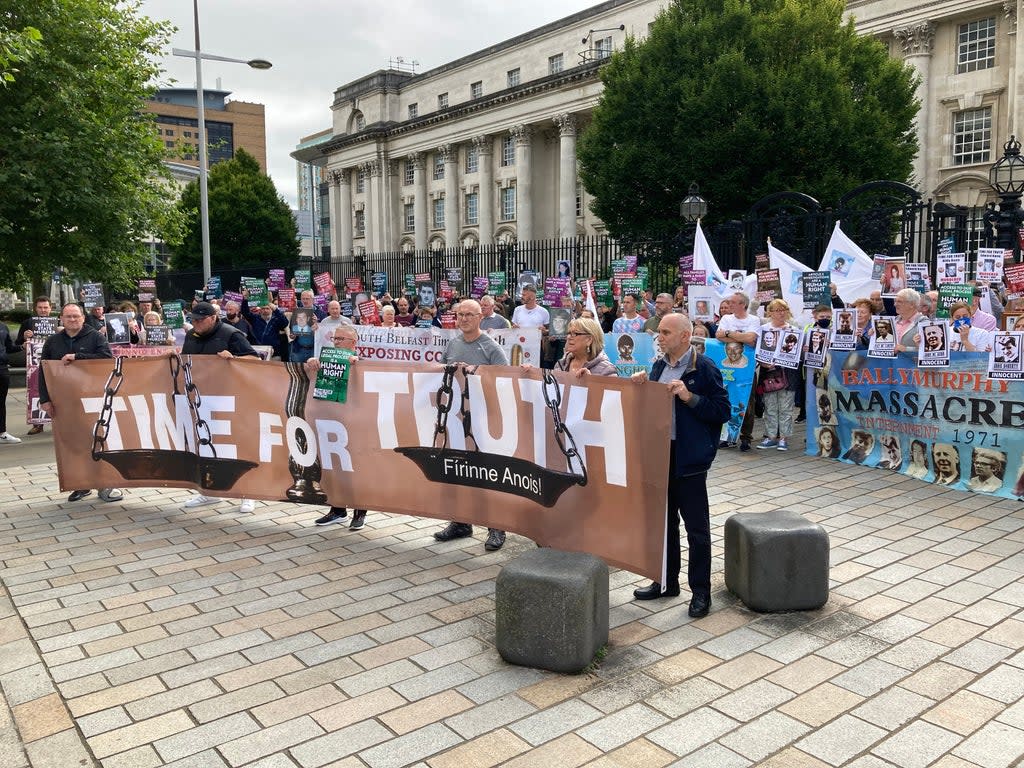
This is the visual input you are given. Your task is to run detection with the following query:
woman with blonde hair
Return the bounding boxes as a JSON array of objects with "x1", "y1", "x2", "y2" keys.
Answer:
[
  {"x1": 555, "y1": 317, "x2": 617, "y2": 377},
  {"x1": 757, "y1": 298, "x2": 800, "y2": 451}
]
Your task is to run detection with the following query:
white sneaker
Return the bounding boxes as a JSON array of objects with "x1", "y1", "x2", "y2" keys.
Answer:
[
  {"x1": 182, "y1": 494, "x2": 219, "y2": 509},
  {"x1": 239, "y1": 499, "x2": 256, "y2": 513},
  {"x1": 0, "y1": 432, "x2": 22, "y2": 444}
]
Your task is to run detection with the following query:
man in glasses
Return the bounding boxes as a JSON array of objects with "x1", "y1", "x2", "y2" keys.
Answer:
[
  {"x1": 434, "y1": 299, "x2": 510, "y2": 551},
  {"x1": 305, "y1": 326, "x2": 368, "y2": 531}
]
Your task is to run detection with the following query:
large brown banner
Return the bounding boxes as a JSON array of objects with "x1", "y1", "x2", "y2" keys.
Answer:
[{"x1": 44, "y1": 356, "x2": 671, "y2": 580}]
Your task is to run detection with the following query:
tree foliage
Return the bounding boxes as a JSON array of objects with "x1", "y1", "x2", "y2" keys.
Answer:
[
  {"x1": 169, "y1": 148, "x2": 300, "y2": 271},
  {"x1": 0, "y1": 24, "x2": 42, "y2": 86},
  {"x1": 577, "y1": 0, "x2": 920, "y2": 238},
  {"x1": 0, "y1": 0, "x2": 175, "y2": 290}
]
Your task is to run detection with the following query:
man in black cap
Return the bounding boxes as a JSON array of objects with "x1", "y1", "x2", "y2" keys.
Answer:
[{"x1": 181, "y1": 301, "x2": 260, "y2": 512}]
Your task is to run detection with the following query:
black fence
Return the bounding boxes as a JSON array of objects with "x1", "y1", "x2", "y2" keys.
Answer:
[{"x1": 156, "y1": 181, "x2": 1010, "y2": 303}]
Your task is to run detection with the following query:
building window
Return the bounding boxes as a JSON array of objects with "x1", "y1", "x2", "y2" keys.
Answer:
[
  {"x1": 184, "y1": 130, "x2": 192, "y2": 138},
  {"x1": 595, "y1": 36, "x2": 613, "y2": 59},
  {"x1": 957, "y1": 17, "x2": 996, "y2": 74},
  {"x1": 465, "y1": 192, "x2": 479, "y2": 225},
  {"x1": 576, "y1": 181, "x2": 583, "y2": 217},
  {"x1": 548, "y1": 54, "x2": 564, "y2": 75},
  {"x1": 408, "y1": 103, "x2": 418, "y2": 119},
  {"x1": 437, "y1": 92, "x2": 448, "y2": 109},
  {"x1": 356, "y1": 169, "x2": 366, "y2": 193},
  {"x1": 470, "y1": 80, "x2": 483, "y2": 99},
  {"x1": 953, "y1": 107, "x2": 992, "y2": 165},
  {"x1": 433, "y1": 196, "x2": 445, "y2": 229},
  {"x1": 433, "y1": 153, "x2": 445, "y2": 180},
  {"x1": 500, "y1": 135, "x2": 515, "y2": 167},
  {"x1": 465, "y1": 146, "x2": 479, "y2": 174},
  {"x1": 404, "y1": 160, "x2": 415, "y2": 186},
  {"x1": 165, "y1": 140, "x2": 175, "y2": 148},
  {"x1": 507, "y1": 68, "x2": 520, "y2": 88},
  {"x1": 500, "y1": 186, "x2": 516, "y2": 221},
  {"x1": 403, "y1": 203, "x2": 415, "y2": 233},
  {"x1": 355, "y1": 210, "x2": 365, "y2": 236},
  {"x1": 353, "y1": 111, "x2": 365, "y2": 131}
]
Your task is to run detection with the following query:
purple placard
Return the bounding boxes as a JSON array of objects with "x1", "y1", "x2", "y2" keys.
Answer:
[
  {"x1": 313, "y1": 293, "x2": 329, "y2": 311},
  {"x1": 222, "y1": 290, "x2": 243, "y2": 304},
  {"x1": 544, "y1": 277, "x2": 571, "y2": 304},
  {"x1": 678, "y1": 255, "x2": 694, "y2": 273},
  {"x1": 471, "y1": 276, "x2": 489, "y2": 299},
  {"x1": 682, "y1": 269, "x2": 706, "y2": 286},
  {"x1": 268, "y1": 269, "x2": 286, "y2": 291}
]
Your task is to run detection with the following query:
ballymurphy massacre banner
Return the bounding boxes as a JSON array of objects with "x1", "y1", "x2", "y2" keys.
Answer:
[
  {"x1": 807, "y1": 350, "x2": 1024, "y2": 499},
  {"x1": 44, "y1": 356, "x2": 672, "y2": 582}
]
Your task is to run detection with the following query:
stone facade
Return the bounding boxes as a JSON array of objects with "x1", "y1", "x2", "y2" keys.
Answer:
[{"x1": 295, "y1": 0, "x2": 1019, "y2": 259}]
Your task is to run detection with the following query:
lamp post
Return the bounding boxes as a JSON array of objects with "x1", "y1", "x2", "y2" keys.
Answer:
[
  {"x1": 679, "y1": 182, "x2": 708, "y2": 223},
  {"x1": 172, "y1": 0, "x2": 271, "y2": 285},
  {"x1": 989, "y1": 135, "x2": 1024, "y2": 261}
]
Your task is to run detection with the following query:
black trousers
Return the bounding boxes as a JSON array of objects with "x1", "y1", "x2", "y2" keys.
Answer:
[
  {"x1": 0, "y1": 365, "x2": 8, "y2": 432},
  {"x1": 666, "y1": 446, "x2": 711, "y2": 597}
]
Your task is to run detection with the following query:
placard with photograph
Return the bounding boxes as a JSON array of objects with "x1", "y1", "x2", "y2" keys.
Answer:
[
  {"x1": 773, "y1": 327, "x2": 804, "y2": 369},
  {"x1": 918, "y1": 320, "x2": 950, "y2": 367},
  {"x1": 727, "y1": 269, "x2": 747, "y2": 292},
  {"x1": 976, "y1": 247, "x2": 1004, "y2": 283},
  {"x1": 1003, "y1": 312, "x2": 1024, "y2": 332},
  {"x1": 755, "y1": 326, "x2": 782, "y2": 365},
  {"x1": 937, "y1": 253, "x2": 966, "y2": 285},
  {"x1": 830, "y1": 309, "x2": 857, "y2": 350},
  {"x1": 905, "y1": 262, "x2": 930, "y2": 292},
  {"x1": 804, "y1": 328, "x2": 830, "y2": 369},
  {"x1": 881, "y1": 257, "x2": 906, "y2": 297},
  {"x1": 687, "y1": 289, "x2": 717, "y2": 322},
  {"x1": 989, "y1": 331, "x2": 1023, "y2": 379},
  {"x1": 867, "y1": 316, "x2": 897, "y2": 358},
  {"x1": 104, "y1": 313, "x2": 131, "y2": 345}
]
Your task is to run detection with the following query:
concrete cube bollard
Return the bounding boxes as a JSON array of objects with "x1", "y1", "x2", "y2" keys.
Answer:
[
  {"x1": 495, "y1": 548, "x2": 609, "y2": 673},
  {"x1": 724, "y1": 510, "x2": 829, "y2": 612}
]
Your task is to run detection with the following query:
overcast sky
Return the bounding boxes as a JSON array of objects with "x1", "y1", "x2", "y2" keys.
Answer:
[{"x1": 139, "y1": 0, "x2": 599, "y2": 207}]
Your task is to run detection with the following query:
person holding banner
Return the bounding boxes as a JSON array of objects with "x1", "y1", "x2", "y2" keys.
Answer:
[
  {"x1": 715, "y1": 293, "x2": 761, "y2": 451},
  {"x1": 433, "y1": 299, "x2": 510, "y2": 551},
  {"x1": 947, "y1": 302, "x2": 992, "y2": 352},
  {"x1": 306, "y1": 326, "x2": 368, "y2": 531},
  {"x1": 893, "y1": 289, "x2": 924, "y2": 352},
  {"x1": 631, "y1": 314, "x2": 729, "y2": 617},
  {"x1": 554, "y1": 318, "x2": 616, "y2": 377},
  {"x1": 756, "y1": 300, "x2": 800, "y2": 451},
  {"x1": 38, "y1": 303, "x2": 122, "y2": 502}
]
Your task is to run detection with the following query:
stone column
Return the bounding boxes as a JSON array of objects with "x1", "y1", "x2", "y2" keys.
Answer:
[
  {"x1": 473, "y1": 136, "x2": 494, "y2": 245},
  {"x1": 330, "y1": 169, "x2": 352, "y2": 260},
  {"x1": 511, "y1": 124, "x2": 533, "y2": 241},
  {"x1": 893, "y1": 21, "x2": 934, "y2": 195},
  {"x1": 440, "y1": 143, "x2": 459, "y2": 247},
  {"x1": 385, "y1": 159, "x2": 400, "y2": 251},
  {"x1": 1006, "y1": 1, "x2": 1020, "y2": 136},
  {"x1": 410, "y1": 152, "x2": 427, "y2": 251},
  {"x1": 554, "y1": 114, "x2": 578, "y2": 239}
]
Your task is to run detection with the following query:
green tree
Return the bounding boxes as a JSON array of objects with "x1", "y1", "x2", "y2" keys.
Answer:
[
  {"x1": 0, "y1": 0, "x2": 174, "y2": 290},
  {"x1": 0, "y1": 24, "x2": 42, "y2": 86},
  {"x1": 170, "y1": 148, "x2": 299, "y2": 271},
  {"x1": 577, "y1": 0, "x2": 920, "y2": 238}
]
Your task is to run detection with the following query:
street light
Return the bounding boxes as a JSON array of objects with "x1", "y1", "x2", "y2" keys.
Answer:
[
  {"x1": 989, "y1": 135, "x2": 1024, "y2": 259},
  {"x1": 172, "y1": 0, "x2": 272, "y2": 285},
  {"x1": 680, "y1": 182, "x2": 708, "y2": 223}
]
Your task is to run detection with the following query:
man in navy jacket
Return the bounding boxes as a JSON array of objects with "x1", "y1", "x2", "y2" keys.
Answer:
[{"x1": 632, "y1": 313, "x2": 729, "y2": 617}]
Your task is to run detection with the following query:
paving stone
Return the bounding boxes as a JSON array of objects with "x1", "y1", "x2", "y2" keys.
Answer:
[
  {"x1": 218, "y1": 716, "x2": 325, "y2": 767},
  {"x1": 358, "y1": 723, "x2": 461, "y2": 768},
  {"x1": 719, "y1": 710, "x2": 811, "y2": 762},
  {"x1": 152, "y1": 712, "x2": 259, "y2": 763},
  {"x1": 710, "y1": 679, "x2": 795, "y2": 722},
  {"x1": 669, "y1": 742, "x2": 752, "y2": 768},
  {"x1": 924, "y1": 690, "x2": 1008, "y2": 736},
  {"x1": 850, "y1": 686, "x2": 934, "y2": 729},
  {"x1": 575, "y1": 703, "x2": 669, "y2": 752},
  {"x1": 951, "y1": 721, "x2": 1024, "y2": 768},
  {"x1": 646, "y1": 706, "x2": 738, "y2": 757},
  {"x1": 795, "y1": 714, "x2": 887, "y2": 765},
  {"x1": 444, "y1": 695, "x2": 537, "y2": 740}
]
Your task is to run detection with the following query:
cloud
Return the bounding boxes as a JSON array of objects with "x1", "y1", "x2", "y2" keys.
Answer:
[{"x1": 140, "y1": 0, "x2": 596, "y2": 207}]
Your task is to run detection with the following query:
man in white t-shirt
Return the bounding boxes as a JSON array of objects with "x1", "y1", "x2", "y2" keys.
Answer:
[
  {"x1": 511, "y1": 285, "x2": 550, "y2": 329},
  {"x1": 714, "y1": 292, "x2": 761, "y2": 451}
]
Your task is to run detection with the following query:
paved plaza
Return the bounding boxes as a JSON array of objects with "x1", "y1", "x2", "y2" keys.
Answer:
[{"x1": 1, "y1": 388, "x2": 1024, "y2": 768}]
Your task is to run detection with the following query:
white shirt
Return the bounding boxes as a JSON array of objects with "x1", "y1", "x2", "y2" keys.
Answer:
[
  {"x1": 717, "y1": 314, "x2": 762, "y2": 346},
  {"x1": 512, "y1": 304, "x2": 550, "y2": 328}
]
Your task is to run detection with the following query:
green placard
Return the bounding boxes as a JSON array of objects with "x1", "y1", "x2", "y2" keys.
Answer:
[
  {"x1": 294, "y1": 270, "x2": 312, "y2": 292},
  {"x1": 162, "y1": 301, "x2": 184, "y2": 329},
  {"x1": 488, "y1": 271, "x2": 507, "y2": 295},
  {"x1": 242, "y1": 277, "x2": 268, "y2": 306},
  {"x1": 937, "y1": 284, "x2": 973, "y2": 318},
  {"x1": 619, "y1": 277, "x2": 644, "y2": 296},
  {"x1": 594, "y1": 280, "x2": 612, "y2": 306},
  {"x1": 313, "y1": 346, "x2": 355, "y2": 403}
]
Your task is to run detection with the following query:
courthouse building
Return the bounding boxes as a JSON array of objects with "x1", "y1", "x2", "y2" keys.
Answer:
[{"x1": 292, "y1": 0, "x2": 1022, "y2": 260}]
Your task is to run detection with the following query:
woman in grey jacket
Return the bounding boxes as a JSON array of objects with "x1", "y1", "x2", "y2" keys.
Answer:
[{"x1": 555, "y1": 317, "x2": 617, "y2": 377}]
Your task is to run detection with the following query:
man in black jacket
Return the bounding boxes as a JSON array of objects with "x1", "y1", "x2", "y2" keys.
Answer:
[
  {"x1": 631, "y1": 313, "x2": 730, "y2": 617},
  {"x1": 38, "y1": 303, "x2": 123, "y2": 503},
  {"x1": 180, "y1": 302, "x2": 259, "y2": 513}
]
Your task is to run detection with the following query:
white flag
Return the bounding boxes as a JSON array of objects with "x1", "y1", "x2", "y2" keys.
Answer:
[
  {"x1": 819, "y1": 221, "x2": 878, "y2": 305},
  {"x1": 769, "y1": 241, "x2": 812, "y2": 325},
  {"x1": 692, "y1": 221, "x2": 729, "y2": 297}
]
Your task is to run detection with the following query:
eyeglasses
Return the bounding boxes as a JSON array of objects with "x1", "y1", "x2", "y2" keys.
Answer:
[
  {"x1": 566, "y1": 331, "x2": 591, "y2": 337},
  {"x1": 455, "y1": 312, "x2": 480, "y2": 319}
]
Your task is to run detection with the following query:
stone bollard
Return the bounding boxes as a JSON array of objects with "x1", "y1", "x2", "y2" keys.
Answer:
[
  {"x1": 724, "y1": 510, "x2": 829, "y2": 612},
  {"x1": 495, "y1": 549, "x2": 609, "y2": 673}
]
